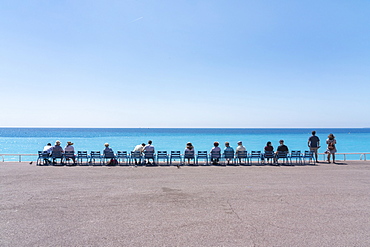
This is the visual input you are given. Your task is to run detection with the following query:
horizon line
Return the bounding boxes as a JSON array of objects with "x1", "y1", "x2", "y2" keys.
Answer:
[{"x1": 1, "y1": 126, "x2": 369, "y2": 129}]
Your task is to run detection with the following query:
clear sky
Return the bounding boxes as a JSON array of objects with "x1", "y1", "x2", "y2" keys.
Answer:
[{"x1": 1, "y1": 0, "x2": 369, "y2": 128}]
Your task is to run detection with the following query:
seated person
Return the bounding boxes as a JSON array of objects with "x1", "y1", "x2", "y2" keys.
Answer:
[
  {"x1": 133, "y1": 143, "x2": 146, "y2": 165},
  {"x1": 51, "y1": 140, "x2": 64, "y2": 164},
  {"x1": 104, "y1": 143, "x2": 117, "y2": 165},
  {"x1": 264, "y1": 141, "x2": 274, "y2": 152},
  {"x1": 223, "y1": 142, "x2": 234, "y2": 165},
  {"x1": 184, "y1": 142, "x2": 195, "y2": 165},
  {"x1": 64, "y1": 141, "x2": 76, "y2": 165},
  {"x1": 264, "y1": 141, "x2": 274, "y2": 162},
  {"x1": 104, "y1": 143, "x2": 113, "y2": 153},
  {"x1": 143, "y1": 140, "x2": 155, "y2": 165},
  {"x1": 275, "y1": 140, "x2": 289, "y2": 163},
  {"x1": 42, "y1": 143, "x2": 53, "y2": 164},
  {"x1": 235, "y1": 141, "x2": 247, "y2": 164},
  {"x1": 210, "y1": 141, "x2": 221, "y2": 165}
]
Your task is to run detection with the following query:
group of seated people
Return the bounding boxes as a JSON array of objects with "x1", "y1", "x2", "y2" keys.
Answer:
[
  {"x1": 39, "y1": 139, "x2": 305, "y2": 166},
  {"x1": 41, "y1": 140, "x2": 77, "y2": 165}
]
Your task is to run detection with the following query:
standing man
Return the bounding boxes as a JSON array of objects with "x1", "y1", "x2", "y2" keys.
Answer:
[{"x1": 308, "y1": 131, "x2": 320, "y2": 163}]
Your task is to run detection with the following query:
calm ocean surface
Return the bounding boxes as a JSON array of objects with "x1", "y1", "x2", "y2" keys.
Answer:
[{"x1": 1, "y1": 128, "x2": 370, "y2": 161}]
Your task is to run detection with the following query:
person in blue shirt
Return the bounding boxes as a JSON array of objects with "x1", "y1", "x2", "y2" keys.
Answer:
[{"x1": 223, "y1": 142, "x2": 234, "y2": 165}]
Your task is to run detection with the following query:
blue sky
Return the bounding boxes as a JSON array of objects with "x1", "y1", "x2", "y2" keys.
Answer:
[{"x1": 1, "y1": 0, "x2": 369, "y2": 128}]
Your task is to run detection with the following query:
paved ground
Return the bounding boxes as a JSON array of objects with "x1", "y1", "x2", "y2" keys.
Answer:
[{"x1": 1, "y1": 161, "x2": 370, "y2": 246}]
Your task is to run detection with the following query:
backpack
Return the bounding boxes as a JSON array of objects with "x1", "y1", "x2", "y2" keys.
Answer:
[{"x1": 107, "y1": 158, "x2": 118, "y2": 166}]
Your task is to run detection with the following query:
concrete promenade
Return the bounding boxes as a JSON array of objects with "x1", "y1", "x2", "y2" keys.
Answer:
[{"x1": 1, "y1": 161, "x2": 370, "y2": 246}]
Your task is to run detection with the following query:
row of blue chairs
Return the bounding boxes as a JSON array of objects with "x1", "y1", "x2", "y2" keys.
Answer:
[{"x1": 37, "y1": 150, "x2": 316, "y2": 166}]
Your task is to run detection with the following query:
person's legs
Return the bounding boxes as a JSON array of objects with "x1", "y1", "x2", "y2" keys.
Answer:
[
  {"x1": 314, "y1": 148, "x2": 319, "y2": 162},
  {"x1": 332, "y1": 153, "x2": 336, "y2": 163}
]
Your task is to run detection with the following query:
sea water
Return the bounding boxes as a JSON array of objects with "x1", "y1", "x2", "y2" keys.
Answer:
[{"x1": 0, "y1": 128, "x2": 369, "y2": 161}]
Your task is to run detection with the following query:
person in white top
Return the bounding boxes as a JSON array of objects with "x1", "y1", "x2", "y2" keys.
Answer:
[
  {"x1": 143, "y1": 140, "x2": 155, "y2": 165},
  {"x1": 134, "y1": 143, "x2": 146, "y2": 152},
  {"x1": 235, "y1": 141, "x2": 247, "y2": 164},
  {"x1": 133, "y1": 143, "x2": 145, "y2": 165},
  {"x1": 43, "y1": 143, "x2": 53, "y2": 154},
  {"x1": 235, "y1": 141, "x2": 246, "y2": 152},
  {"x1": 42, "y1": 143, "x2": 53, "y2": 164}
]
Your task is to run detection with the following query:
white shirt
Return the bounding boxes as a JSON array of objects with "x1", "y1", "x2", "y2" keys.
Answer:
[
  {"x1": 236, "y1": 145, "x2": 246, "y2": 152},
  {"x1": 43, "y1": 145, "x2": 53, "y2": 154},
  {"x1": 134, "y1": 144, "x2": 145, "y2": 152}
]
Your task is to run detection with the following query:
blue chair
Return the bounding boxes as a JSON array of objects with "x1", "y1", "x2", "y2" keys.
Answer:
[
  {"x1": 249, "y1": 151, "x2": 262, "y2": 165},
  {"x1": 183, "y1": 150, "x2": 195, "y2": 165},
  {"x1": 102, "y1": 150, "x2": 117, "y2": 165},
  {"x1": 130, "y1": 151, "x2": 142, "y2": 166},
  {"x1": 36, "y1": 151, "x2": 51, "y2": 166},
  {"x1": 196, "y1": 151, "x2": 208, "y2": 166},
  {"x1": 143, "y1": 150, "x2": 156, "y2": 166},
  {"x1": 223, "y1": 150, "x2": 235, "y2": 165},
  {"x1": 51, "y1": 150, "x2": 64, "y2": 165},
  {"x1": 90, "y1": 151, "x2": 102, "y2": 165},
  {"x1": 303, "y1": 150, "x2": 315, "y2": 165},
  {"x1": 210, "y1": 150, "x2": 221, "y2": 165},
  {"x1": 290, "y1": 150, "x2": 302, "y2": 165},
  {"x1": 276, "y1": 151, "x2": 290, "y2": 165},
  {"x1": 77, "y1": 151, "x2": 89, "y2": 165},
  {"x1": 157, "y1": 151, "x2": 169, "y2": 165},
  {"x1": 263, "y1": 151, "x2": 275, "y2": 165},
  {"x1": 236, "y1": 151, "x2": 248, "y2": 165},
  {"x1": 116, "y1": 151, "x2": 129, "y2": 165},
  {"x1": 64, "y1": 151, "x2": 76, "y2": 165},
  {"x1": 170, "y1": 151, "x2": 182, "y2": 166}
]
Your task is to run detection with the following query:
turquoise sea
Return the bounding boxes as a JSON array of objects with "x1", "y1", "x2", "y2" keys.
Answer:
[{"x1": 0, "y1": 128, "x2": 369, "y2": 161}]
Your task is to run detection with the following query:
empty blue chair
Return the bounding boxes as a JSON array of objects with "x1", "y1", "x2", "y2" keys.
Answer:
[
  {"x1": 236, "y1": 151, "x2": 248, "y2": 165},
  {"x1": 90, "y1": 151, "x2": 102, "y2": 165},
  {"x1": 303, "y1": 150, "x2": 315, "y2": 165},
  {"x1": 77, "y1": 151, "x2": 89, "y2": 165},
  {"x1": 290, "y1": 150, "x2": 302, "y2": 165},
  {"x1": 210, "y1": 150, "x2": 221, "y2": 165},
  {"x1": 196, "y1": 151, "x2": 208, "y2": 166},
  {"x1": 116, "y1": 151, "x2": 129, "y2": 165},
  {"x1": 249, "y1": 151, "x2": 262, "y2": 165},
  {"x1": 157, "y1": 151, "x2": 169, "y2": 165},
  {"x1": 36, "y1": 151, "x2": 51, "y2": 166},
  {"x1": 130, "y1": 151, "x2": 143, "y2": 166},
  {"x1": 276, "y1": 151, "x2": 290, "y2": 165},
  {"x1": 223, "y1": 150, "x2": 235, "y2": 165},
  {"x1": 183, "y1": 150, "x2": 195, "y2": 165},
  {"x1": 263, "y1": 151, "x2": 275, "y2": 165},
  {"x1": 170, "y1": 151, "x2": 182, "y2": 166}
]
